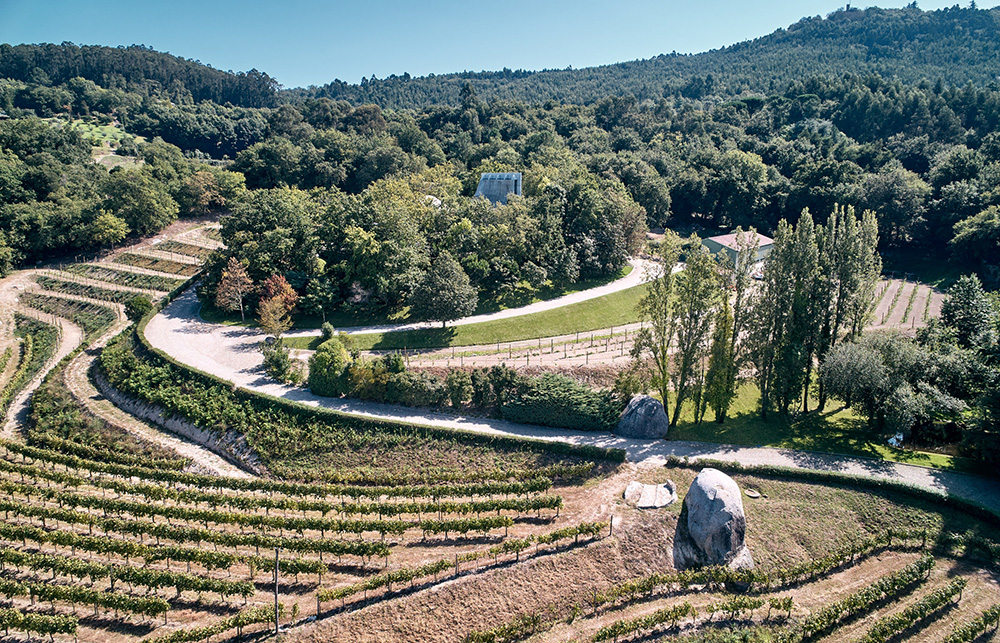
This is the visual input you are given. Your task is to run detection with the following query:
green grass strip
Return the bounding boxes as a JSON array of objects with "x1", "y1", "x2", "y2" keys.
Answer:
[{"x1": 285, "y1": 283, "x2": 648, "y2": 351}]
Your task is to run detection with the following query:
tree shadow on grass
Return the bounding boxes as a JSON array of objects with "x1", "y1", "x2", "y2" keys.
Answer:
[{"x1": 368, "y1": 326, "x2": 456, "y2": 351}]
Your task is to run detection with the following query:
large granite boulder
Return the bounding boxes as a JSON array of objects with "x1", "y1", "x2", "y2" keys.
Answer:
[
  {"x1": 615, "y1": 395, "x2": 669, "y2": 439},
  {"x1": 672, "y1": 468, "x2": 754, "y2": 574}
]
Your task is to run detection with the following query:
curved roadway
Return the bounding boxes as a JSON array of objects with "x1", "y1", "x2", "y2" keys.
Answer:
[{"x1": 144, "y1": 276, "x2": 1000, "y2": 513}]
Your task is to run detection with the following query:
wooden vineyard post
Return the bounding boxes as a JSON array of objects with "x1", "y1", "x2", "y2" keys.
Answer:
[{"x1": 274, "y1": 547, "x2": 280, "y2": 635}]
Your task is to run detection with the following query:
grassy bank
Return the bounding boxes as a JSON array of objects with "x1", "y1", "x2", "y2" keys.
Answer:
[
  {"x1": 284, "y1": 282, "x2": 648, "y2": 351},
  {"x1": 667, "y1": 383, "x2": 990, "y2": 476}
]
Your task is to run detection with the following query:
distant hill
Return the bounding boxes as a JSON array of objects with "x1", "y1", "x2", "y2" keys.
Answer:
[
  {"x1": 295, "y1": 5, "x2": 1000, "y2": 108},
  {"x1": 0, "y1": 42, "x2": 278, "y2": 108}
]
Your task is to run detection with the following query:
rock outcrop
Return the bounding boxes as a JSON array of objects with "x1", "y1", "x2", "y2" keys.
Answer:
[
  {"x1": 615, "y1": 395, "x2": 669, "y2": 439},
  {"x1": 672, "y1": 468, "x2": 754, "y2": 574}
]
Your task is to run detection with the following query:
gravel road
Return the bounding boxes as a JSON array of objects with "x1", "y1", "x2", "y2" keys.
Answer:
[{"x1": 146, "y1": 286, "x2": 1000, "y2": 513}]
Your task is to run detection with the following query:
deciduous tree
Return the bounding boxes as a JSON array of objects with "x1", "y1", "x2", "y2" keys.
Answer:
[
  {"x1": 633, "y1": 231, "x2": 682, "y2": 419},
  {"x1": 409, "y1": 252, "x2": 478, "y2": 326},
  {"x1": 215, "y1": 257, "x2": 254, "y2": 321}
]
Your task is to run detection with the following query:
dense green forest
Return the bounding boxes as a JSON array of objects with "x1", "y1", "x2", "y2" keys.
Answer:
[
  {"x1": 297, "y1": 5, "x2": 1000, "y2": 109},
  {"x1": 1, "y1": 4, "x2": 1000, "y2": 301},
  {"x1": 0, "y1": 4, "x2": 998, "y2": 464},
  {"x1": 0, "y1": 43, "x2": 278, "y2": 107}
]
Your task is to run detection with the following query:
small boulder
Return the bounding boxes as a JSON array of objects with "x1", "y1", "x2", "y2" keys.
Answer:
[
  {"x1": 623, "y1": 480, "x2": 677, "y2": 508},
  {"x1": 672, "y1": 468, "x2": 754, "y2": 574},
  {"x1": 616, "y1": 395, "x2": 669, "y2": 439}
]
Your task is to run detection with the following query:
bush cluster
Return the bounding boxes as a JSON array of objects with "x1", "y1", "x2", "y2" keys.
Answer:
[{"x1": 308, "y1": 354, "x2": 625, "y2": 432}]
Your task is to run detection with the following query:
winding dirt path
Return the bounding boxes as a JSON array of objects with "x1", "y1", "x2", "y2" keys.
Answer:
[
  {"x1": 1, "y1": 302, "x2": 83, "y2": 437},
  {"x1": 62, "y1": 316, "x2": 249, "y2": 478}
]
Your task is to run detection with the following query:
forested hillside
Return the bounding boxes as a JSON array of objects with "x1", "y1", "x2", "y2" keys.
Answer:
[
  {"x1": 298, "y1": 5, "x2": 1000, "y2": 108},
  {"x1": 0, "y1": 43, "x2": 278, "y2": 107},
  {"x1": 2, "y1": 4, "x2": 1000, "y2": 309}
]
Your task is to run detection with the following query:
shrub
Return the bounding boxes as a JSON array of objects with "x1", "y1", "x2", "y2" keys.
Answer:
[
  {"x1": 261, "y1": 342, "x2": 292, "y2": 382},
  {"x1": 382, "y1": 352, "x2": 406, "y2": 374},
  {"x1": 344, "y1": 357, "x2": 390, "y2": 401},
  {"x1": 470, "y1": 368, "x2": 495, "y2": 409},
  {"x1": 320, "y1": 322, "x2": 336, "y2": 341},
  {"x1": 124, "y1": 295, "x2": 153, "y2": 322},
  {"x1": 446, "y1": 370, "x2": 474, "y2": 407},
  {"x1": 386, "y1": 371, "x2": 446, "y2": 407},
  {"x1": 307, "y1": 338, "x2": 351, "y2": 397},
  {"x1": 501, "y1": 373, "x2": 621, "y2": 432}
]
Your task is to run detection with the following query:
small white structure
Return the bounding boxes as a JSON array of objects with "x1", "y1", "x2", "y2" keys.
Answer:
[
  {"x1": 702, "y1": 231, "x2": 773, "y2": 266},
  {"x1": 474, "y1": 172, "x2": 522, "y2": 205}
]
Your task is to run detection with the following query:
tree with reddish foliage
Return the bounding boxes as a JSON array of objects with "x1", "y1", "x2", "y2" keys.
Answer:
[{"x1": 259, "y1": 274, "x2": 299, "y2": 316}]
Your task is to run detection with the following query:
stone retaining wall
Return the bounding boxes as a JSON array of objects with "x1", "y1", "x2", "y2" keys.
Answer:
[{"x1": 92, "y1": 366, "x2": 266, "y2": 476}]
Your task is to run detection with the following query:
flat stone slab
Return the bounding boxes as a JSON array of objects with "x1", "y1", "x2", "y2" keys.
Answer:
[
  {"x1": 744, "y1": 489, "x2": 761, "y2": 499},
  {"x1": 623, "y1": 480, "x2": 677, "y2": 508}
]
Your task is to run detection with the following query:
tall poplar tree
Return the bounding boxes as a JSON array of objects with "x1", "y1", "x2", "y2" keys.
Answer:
[
  {"x1": 772, "y1": 212, "x2": 819, "y2": 414},
  {"x1": 634, "y1": 231, "x2": 683, "y2": 419},
  {"x1": 816, "y1": 205, "x2": 882, "y2": 410},
  {"x1": 704, "y1": 297, "x2": 735, "y2": 423},
  {"x1": 719, "y1": 228, "x2": 761, "y2": 422},
  {"x1": 748, "y1": 219, "x2": 796, "y2": 420},
  {"x1": 668, "y1": 236, "x2": 721, "y2": 427}
]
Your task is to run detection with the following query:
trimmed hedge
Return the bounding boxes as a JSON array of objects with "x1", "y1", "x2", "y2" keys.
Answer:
[{"x1": 501, "y1": 372, "x2": 622, "y2": 432}]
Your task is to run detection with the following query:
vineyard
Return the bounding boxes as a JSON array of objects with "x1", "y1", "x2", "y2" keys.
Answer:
[
  {"x1": 154, "y1": 241, "x2": 215, "y2": 260},
  {"x1": 0, "y1": 224, "x2": 639, "y2": 642},
  {"x1": 62, "y1": 264, "x2": 185, "y2": 292},
  {"x1": 111, "y1": 254, "x2": 201, "y2": 277},
  {"x1": 0, "y1": 223, "x2": 997, "y2": 643}
]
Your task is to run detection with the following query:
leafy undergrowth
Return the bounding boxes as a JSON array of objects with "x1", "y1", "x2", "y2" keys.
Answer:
[{"x1": 29, "y1": 366, "x2": 188, "y2": 467}]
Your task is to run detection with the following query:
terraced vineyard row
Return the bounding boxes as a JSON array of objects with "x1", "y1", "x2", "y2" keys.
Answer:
[
  {"x1": 20, "y1": 292, "x2": 118, "y2": 341},
  {"x1": 112, "y1": 253, "x2": 201, "y2": 277},
  {"x1": 36, "y1": 275, "x2": 140, "y2": 304},
  {"x1": 63, "y1": 263, "x2": 185, "y2": 291}
]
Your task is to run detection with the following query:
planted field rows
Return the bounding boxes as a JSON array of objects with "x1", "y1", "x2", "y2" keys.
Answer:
[
  {"x1": 36, "y1": 275, "x2": 140, "y2": 304},
  {"x1": 0, "y1": 429, "x2": 608, "y2": 643},
  {"x1": 870, "y1": 278, "x2": 943, "y2": 331},
  {"x1": 20, "y1": 292, "x2": 118, "y2": 341},
  {"x1": 62, "y1": 263, "x2": 184, "y2": 292},
  {"x1": 112, "y1": 253, "x2": 201, "y2": 277},
  {"x1": 154, "y1": 240, "x2": 215, "y2": 260}
]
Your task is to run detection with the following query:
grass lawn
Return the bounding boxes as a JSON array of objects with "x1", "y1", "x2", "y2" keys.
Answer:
[
  {"x1": 881, "y1": 247, "x2": 964, "y2": 291},
  {"x1": 284, "y1": 282, "x2": 649, "y2": 351},
  {"x1": 667, "y1": 383, "x2": 990, "y2": 476}
]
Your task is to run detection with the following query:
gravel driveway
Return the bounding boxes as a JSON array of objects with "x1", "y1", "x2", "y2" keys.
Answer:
[{"x1": 145, "y1": 286, "x2": 1000, "y2": 513}]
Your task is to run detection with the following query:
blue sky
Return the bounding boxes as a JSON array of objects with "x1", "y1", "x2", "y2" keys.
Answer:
[{"x1": 1, "y1": 1, "x2": 996, "y2": 89}]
